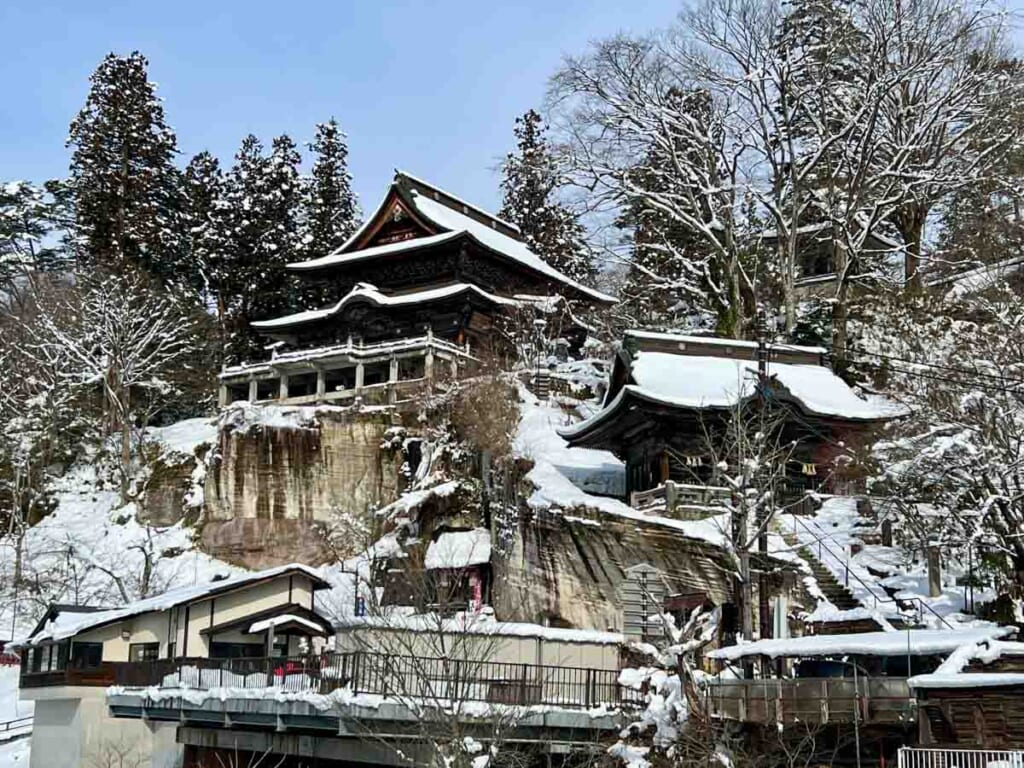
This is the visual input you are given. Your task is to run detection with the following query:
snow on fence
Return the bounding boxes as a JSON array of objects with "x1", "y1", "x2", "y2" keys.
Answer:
[
  {"x1": 116, "y1": 651, "x2": 643, "y2": 710},
  {"x1": 898, "y1": 748, "x2": 1024, "y2": 768}
]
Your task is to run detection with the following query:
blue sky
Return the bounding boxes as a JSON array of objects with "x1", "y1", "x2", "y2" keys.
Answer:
[{"x1": 0, "y1": 1, "x2": 678, "y2": 214}]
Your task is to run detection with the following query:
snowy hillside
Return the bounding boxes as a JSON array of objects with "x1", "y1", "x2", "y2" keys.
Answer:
[{"x1": 0, "y1": 418, "x2": 240, "y2": 640}]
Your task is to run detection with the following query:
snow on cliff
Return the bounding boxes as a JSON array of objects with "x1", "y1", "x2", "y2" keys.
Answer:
[{"x1": 0, "y1": 424, "x2": 242, "y2": 641}]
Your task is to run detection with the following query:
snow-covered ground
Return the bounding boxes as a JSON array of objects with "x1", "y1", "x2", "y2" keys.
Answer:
[{"x1": 0, "y1": 739, "x2": 29, "y2": 768}]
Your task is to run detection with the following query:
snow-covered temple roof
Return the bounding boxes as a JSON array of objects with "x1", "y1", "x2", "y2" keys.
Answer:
[
  {"x1": 252, "y1": 282, "x2": 520, "y2": 331},
  {"x1": 561, "y1": 345, "x2": 906, "y2": 443},
  {"x1": 423, "y1": 528, "x2": 492, "y2": 571},
  {"x1": 22, "y1": 563, "x2": 330, "y2": 646},
  {"x1": 285, "y1": 171, "x2": 615, "y2": 305},
  {"x1": 707, "y1": 627, "x2": 1013, "y2": 661}
]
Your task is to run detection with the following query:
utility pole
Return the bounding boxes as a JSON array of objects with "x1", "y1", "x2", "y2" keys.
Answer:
[{"x1": 756, "y1": 311, "x2": 772, "y2": 646}]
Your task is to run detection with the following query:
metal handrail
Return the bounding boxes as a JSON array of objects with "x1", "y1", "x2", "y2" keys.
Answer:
[
  {"x1": 0, "y1": 715, "x2": 32, "y2": 739},
  {"x1": 111, "y1": 651, "x2": 645, "y2": 710},
  {"x1": 790, "y1": 514, "x2": 955, "y2": 630}
]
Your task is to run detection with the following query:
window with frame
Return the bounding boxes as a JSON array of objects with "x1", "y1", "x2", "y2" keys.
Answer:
[
  {"x1": 69, "y1": 642, "x2": 102, "y2": 669},
  {"x1": 129, "y1": 643, "x2": 160, "y2": 662}
]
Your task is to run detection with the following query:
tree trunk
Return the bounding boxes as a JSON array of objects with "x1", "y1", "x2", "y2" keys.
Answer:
[
  {"x1": 899, "y1": 207, "x2": 927, "y2": 293},
  {"x1": 832, "y1": 240, "x2": 851, "y2": 367},
  {"x1": 783, "y1": 234, "x2": 797, "y2": 335},
  {"x1": 120, "y1": 385, "x2": 131, "y2": 501}
]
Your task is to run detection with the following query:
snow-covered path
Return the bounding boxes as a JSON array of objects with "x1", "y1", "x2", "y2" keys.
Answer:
[{"x1": 0, "y1": 667, "x2": 31, "y2": 768}]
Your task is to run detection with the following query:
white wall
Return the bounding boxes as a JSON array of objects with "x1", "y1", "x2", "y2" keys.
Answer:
[{"x1": 29, "y1": 690, "x2": 180, "y2": 768}]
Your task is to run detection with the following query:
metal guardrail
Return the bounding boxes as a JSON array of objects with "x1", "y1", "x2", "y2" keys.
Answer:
[
  {"x1": 898, "y1": 747, "x2": 1024, "y2": 768},
  {"x1": 790, "y1": 514, "x2": 955, "y2": 630},
  {"x1": 0, "y1": 715, "x2": 32, "y2": 742},
  {"x1": 112, "y1": 651, "x2": 644, "y2": 710}
]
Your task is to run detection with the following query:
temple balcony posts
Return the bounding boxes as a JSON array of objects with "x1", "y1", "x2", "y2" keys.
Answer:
[
  {"x1": 218, "y1": 335, "x2": 477, "y2": 409},
  {"x1": 315, "y1": 367, "x2": 326, "y2": 402}
]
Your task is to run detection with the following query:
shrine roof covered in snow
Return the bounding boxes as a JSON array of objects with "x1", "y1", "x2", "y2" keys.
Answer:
[
  {"x1": 251, "y1": 281, "x2": 520, "y2": 332},
  {"x1": 283, "y1": 170, "x2": 615, "y2": 305},
  {"x1": 423, "y1": 528, "x2": 492, "y2": 571},
  {"x1": 561, "y1": 331, "x2": 906, "y2": 447}
]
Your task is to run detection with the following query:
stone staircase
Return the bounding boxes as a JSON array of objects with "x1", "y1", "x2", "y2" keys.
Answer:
[
  {"x1": 784, "y1": 531, "x2": 920, "y2": 632},
  {"x1": 529, "y1": 370, "x2": 551, "y2": 399},
  {"x1": 785, "y1": 533, "x2": 861, "y2": 611}
]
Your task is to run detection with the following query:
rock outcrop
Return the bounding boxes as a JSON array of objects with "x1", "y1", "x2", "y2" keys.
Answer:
[{"x1": 201, "y1": 404, "x2": 405, "y2": 568}]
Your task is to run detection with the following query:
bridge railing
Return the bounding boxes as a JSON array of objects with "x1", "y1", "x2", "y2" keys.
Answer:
[{"x1": 112, "y1": 651, "x2": 645, "y2": 710}]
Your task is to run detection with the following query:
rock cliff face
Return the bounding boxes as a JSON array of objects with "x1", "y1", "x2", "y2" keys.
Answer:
[
  {"x1": 201, "y1": 405, "x2": 403, "y2": 569},
  {"x1": 492, "y1": 506, "x2": 739, "y2": 632}
]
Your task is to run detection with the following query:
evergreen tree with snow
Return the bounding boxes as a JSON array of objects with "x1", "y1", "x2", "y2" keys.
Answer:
[
  {"x1": 304, "y1": 118, "x2": 359, "y2": 257},
  {"x1": 219, "y1": 134, "x2": 304, "y2": 362},
  {"x1": 772, "y1": 0, "x2": 864, "y2": 237},
  {"x1": 182, "y1": 151, "x2": 227, "y2": 309},
  {"x1": 0, "y1": 180, "x2": 71, "y2": 284},
  {"x1": 499, "y1": 110, "x2": 595, "y2": 285},
  {"x1": 67, "y1": 52, "x2": 186, "y2": 282}
]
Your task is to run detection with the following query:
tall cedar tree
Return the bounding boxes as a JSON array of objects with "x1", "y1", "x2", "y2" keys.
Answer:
[
  {"x1": 774, "y1": 0, "x2": 863, "y2": 227},
  {"x1": 67, "y1": 52, "x2": 185, "y2": 282},
  {"x1": 618, "y1": 89, "x2": 722, "y2": 330},
  {"x1": 302, "y1": 119, "x2": 360, "y2": 307},
  {"x1": 500, "y1": 110, "x2": 595, "y2": 285},
  {"x1": 220, "y1": 134, "x2": 304, "y2": 363},
  {"x1": 182, "y1": 152, "x2": 227, "y2": 310}
]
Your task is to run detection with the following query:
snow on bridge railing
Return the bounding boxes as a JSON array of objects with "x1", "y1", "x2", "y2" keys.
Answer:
[{"x1": 111, "y1": 651, "x2": 645, "y2": 711}]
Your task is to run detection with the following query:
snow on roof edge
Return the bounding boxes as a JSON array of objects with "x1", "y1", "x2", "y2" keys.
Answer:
[
  {"x1": 23, "y1": 563, "x2": 329, "y2": 646},
  {"x1": 396, "y1": 170, "x2": 522, "y2": 234},
  {"x1": 707, "y1": 627, "x2": 1013, "y2": 661}
]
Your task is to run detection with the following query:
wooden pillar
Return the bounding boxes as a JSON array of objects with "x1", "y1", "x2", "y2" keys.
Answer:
[
  {"x1": 355, "y1": 363, "x2": 365, "y2": 392},
  {"x1": 218, "y1": 383, "x2": 229, "y2": 408},
  {"x1": 315, "y1": 368, "x2": 326, "y2": 402},
  {"x1": 278, "y1": 373, "x2": 289, "y2": 401},
  {"x1": 389, "y1": 356, "x2": 399, "y2": 382},
  {"x1": 660, "y1": 452, "x2": 670, "y2": 484},
  {"x1": 248, "y1": 379, "x2": 258, "y2": 402}
]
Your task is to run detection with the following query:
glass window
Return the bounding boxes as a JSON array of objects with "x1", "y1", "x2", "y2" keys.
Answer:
[
  {"x1": 129, "y1": 643, "x2": 160, "y2": 662},
  {"x1": 69, "y1": 642, "x2": 103, "y2": 669}
]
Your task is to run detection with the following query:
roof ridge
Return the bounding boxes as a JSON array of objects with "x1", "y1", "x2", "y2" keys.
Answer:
[{"x1": 394, "y1": 169, "x2": 522, "y2": 238}]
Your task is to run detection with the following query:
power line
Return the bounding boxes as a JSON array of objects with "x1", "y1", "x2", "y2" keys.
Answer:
[
  {"x1": 850, "y1": 356, "x2": 1024, "y2": 396},
  {"x1": 846, "y1": 344, "x2": 1024, "y2": 387}
]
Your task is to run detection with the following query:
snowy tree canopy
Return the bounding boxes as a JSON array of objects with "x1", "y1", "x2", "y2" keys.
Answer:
[{"x1": 67, "y1": 51, "x2": 186, "y2": 282}]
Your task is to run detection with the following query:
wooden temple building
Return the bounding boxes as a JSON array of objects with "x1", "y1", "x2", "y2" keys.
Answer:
[
  {"x1": 560, "y1": 330, "x2": 903, "y2": 504},
  {"x1": 219, "y1": 171, "x2": 613, "y2": 407}
]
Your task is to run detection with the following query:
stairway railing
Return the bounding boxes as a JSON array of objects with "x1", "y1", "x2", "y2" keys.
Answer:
[{"x1": 789, "y1": 514, "x2": 955, "y2": 631}]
